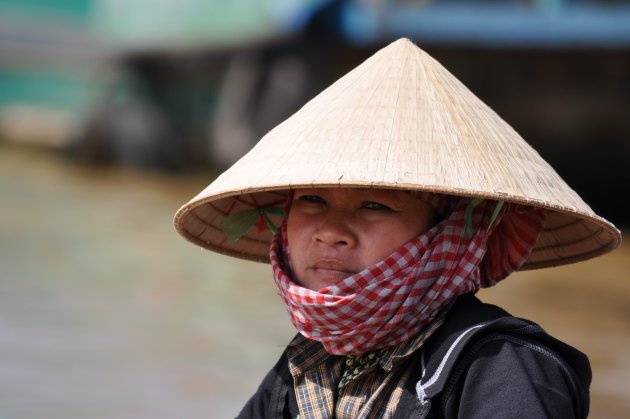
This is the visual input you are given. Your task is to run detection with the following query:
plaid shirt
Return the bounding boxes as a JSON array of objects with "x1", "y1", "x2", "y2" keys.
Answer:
[{"x1": 285, "y1": 314, "x2": 446, "y2": 419}]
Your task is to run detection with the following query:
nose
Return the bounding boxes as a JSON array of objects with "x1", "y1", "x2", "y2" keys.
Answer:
[{"x1": 313, "y1": 212, "x2": 357, "y2": 248}]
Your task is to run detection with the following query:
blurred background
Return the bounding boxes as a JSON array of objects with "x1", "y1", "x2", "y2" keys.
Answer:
[{"x1": 1, "y1": 0, "x2": 629, "y2": 417}]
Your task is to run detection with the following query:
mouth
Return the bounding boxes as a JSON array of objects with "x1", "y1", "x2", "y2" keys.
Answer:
[
  {"x1": 310, "y1": 260, "x2": 356, "y2": 278},
  {"x1": 298, "y1": 259, "x2": 359, "y2": 289}
]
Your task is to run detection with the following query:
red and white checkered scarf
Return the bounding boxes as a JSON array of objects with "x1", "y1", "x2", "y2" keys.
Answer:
[{"x1": 270, "y1": 195, "x2": 546, "y2": 355}]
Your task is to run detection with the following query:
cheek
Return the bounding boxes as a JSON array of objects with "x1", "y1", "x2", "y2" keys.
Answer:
[
  {"x1": 362, "y1": 215, "x2": 432, "y2": 263},
  {"x1": 286, "y1": 211, "x2": 309, "y2": 255},
  {"x1": 286, "y1": 211, "x2": 298, "y2": 246},
  {"x1": 286, "y1": 212, "x2": 314, "y2": 281},
  {"x1": 362, "y1": 223, "x2": 412, "y2": 262}
]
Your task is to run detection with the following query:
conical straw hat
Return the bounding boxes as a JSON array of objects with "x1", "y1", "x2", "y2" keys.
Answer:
[{"x1": 174, "y1": 38, "x2": 621, "y2": 269}]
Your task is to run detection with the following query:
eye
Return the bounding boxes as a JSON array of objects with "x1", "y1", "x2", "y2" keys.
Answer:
[
  {"x1": 295, "y1": 194, "x2": 326, "y2": 205},
  {"x1": 362, "y1": 201, "x2": 392, "y2": 211}
]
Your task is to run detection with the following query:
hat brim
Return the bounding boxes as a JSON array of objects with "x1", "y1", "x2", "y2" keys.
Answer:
[{"x1": 174, "y1": 183, "x2": 620, "y2": 270}]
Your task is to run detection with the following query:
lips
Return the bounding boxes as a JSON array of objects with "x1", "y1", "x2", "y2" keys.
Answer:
[
  {"x1": 309, "y1": 259, "x2": 356, "y2": 281},
  {"x1": 313, "y1": 259, "x2": 350, "y2": 271},
  {"x1": 311, "y1": 257, "x2": 355, "y2": 271}
]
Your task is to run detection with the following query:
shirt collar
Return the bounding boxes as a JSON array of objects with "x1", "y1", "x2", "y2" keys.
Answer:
[
  {"x1": 286, "y1": 307, "x2": 448, "y2": 377},
  {"x1": 286, "y1": 334, "x2": 342, "y2": 377},
  {"x1": 379, "y1": 313, "x2": 446, "y2": 371}
]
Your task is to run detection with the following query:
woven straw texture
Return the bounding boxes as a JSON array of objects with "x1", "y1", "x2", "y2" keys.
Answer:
[{"x1": 174, "y1": 38, "x2": 621, "y2": 270}]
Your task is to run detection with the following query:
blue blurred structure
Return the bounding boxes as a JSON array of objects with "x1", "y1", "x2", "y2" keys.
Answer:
[
  {"x1": 2, "y1": 0, "x2": 629, "y2": 154},
  {"x1": 338, "y1": 0, "x2": 630, "y2": 48}
]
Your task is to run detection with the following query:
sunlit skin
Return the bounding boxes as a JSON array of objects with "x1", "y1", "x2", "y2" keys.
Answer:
[{"x1": 287, "y1": 188, "x2": 436, "y2": 291}]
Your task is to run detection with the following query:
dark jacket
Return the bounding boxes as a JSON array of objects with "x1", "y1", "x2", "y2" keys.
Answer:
[{"x1": 237, "y1": 294, "x2": 591, "y2": 418}]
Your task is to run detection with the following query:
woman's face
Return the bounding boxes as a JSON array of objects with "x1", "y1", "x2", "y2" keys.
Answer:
[{"x1": 287, "y1": 188, "x2": 435, "y2": 291}]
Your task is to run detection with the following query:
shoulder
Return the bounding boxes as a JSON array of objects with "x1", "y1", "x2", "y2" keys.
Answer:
[
  {"x1": 236, "y1": 348, "x2": 292, "y2": 419},
  {"x1": 417, "y1": 294, "x2": 591, "y2": 418},
  {"x1": 439, "y1": 330, "x2": 589, "y2": 418}
]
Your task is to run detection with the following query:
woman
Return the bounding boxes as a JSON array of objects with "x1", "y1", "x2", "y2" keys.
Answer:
[{"x1": 174, "y1": 39, "x2": 621, "y2": 418}]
